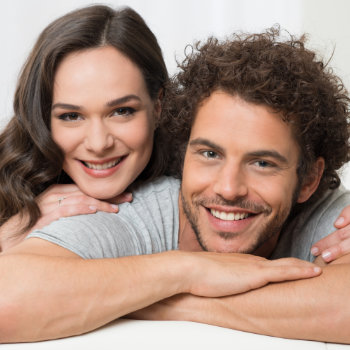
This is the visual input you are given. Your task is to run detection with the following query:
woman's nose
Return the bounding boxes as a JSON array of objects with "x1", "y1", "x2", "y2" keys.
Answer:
[{"x1": 84, "y1": 121, "x2": 114, "y2": 154}]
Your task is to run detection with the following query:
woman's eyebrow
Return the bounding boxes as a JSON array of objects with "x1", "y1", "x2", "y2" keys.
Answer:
[
  {"x1": 51, "y1": 95, "x2": 142, "y2": 111},
  {"x1": 106, "y1": 95, "x2": 141, "y2": 107},
  {"x1": 51, "y1": 102, "x2": 81, "y2": 111}
]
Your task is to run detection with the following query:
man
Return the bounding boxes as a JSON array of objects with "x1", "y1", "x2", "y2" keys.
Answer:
[{"x1": 1, "y1": 29, "x2": 350, "y2": 343}]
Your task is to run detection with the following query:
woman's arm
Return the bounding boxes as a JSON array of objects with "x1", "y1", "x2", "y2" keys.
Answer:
[{"x1": 0, "y1": 184, "x2": 131, "y2": 252}]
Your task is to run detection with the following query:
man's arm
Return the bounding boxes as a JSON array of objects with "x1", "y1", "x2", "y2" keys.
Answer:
[
  {"x1": 129, "y1": 255, "x2": 350, "y2": 344},
  {"x1": 0, "y1": 238, "x2": 320, "y2": 343}
]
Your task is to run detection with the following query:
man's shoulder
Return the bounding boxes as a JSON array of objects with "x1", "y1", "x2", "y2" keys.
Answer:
[{"x1": 272, "y1": 185, "x2": 350, "y2": 261}]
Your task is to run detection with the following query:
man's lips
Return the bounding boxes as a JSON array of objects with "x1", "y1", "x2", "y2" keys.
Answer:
[{"x1": 205, "y1": 207, "x2": 258, "y2": 231}]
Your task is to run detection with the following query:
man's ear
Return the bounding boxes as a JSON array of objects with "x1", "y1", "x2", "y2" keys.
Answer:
[{"x1": 297, "y1": 157, "x2": 325, "y2": 203}]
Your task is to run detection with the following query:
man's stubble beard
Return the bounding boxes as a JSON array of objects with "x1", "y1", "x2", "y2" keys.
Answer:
[{"x1": 180, "y1": 188, "x2": 298, "y2": 254}]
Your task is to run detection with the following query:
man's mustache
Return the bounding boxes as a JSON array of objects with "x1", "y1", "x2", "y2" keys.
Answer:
[{"x1": 194, "y1": 196, "x2": 272, "y2": 216}]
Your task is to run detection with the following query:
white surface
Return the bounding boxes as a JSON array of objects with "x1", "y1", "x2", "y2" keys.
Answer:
[{"x1": 2, "y1": 319, "x2": 348, "y2": 349}]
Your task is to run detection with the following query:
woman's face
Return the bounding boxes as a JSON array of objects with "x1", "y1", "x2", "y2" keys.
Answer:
[{"x1": 51, "y1": 46, "x2": 159, "y2": 201}]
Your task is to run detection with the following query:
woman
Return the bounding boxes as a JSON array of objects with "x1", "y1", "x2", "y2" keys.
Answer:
[{"x1": 0, "y1": 5, "x2": 170, "y2": 250}]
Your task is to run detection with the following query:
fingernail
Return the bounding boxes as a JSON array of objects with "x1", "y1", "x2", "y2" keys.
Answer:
[
  {"x1": 111, "y1": 204, "x2": 118, "y2": 211},
  {"x1": 313, "y1": 267, "x2": 321, "y2": 274},
  {"x1": 335, "y1": 216, "x2": 345, "y2": 226},
  {"x1": 124, "y1": 193, "x2": 133, "y2": 200},
  {"x1": 322, "y1": 251, "x2": 332, "y2": 261},
  {"x1": 89, "y1": 205, "x2": 97, "y2": 211},
  {"x1": 311, "y1": 247, "x2": 319, "y2": 256}
]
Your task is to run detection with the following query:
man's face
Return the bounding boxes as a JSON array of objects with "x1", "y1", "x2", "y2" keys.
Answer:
[{"x1": 180, "y1": 91, "x2": 307, "y2": 256}]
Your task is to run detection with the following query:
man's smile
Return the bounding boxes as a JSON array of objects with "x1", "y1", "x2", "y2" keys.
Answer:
[{"x1": 210, "y1": 209, "x2": 251, "y2": 221}]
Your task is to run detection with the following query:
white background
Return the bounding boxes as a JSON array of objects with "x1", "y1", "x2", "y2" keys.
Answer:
[{"x1": 1, "y1": 0, "x2": 350, "y2": 186}]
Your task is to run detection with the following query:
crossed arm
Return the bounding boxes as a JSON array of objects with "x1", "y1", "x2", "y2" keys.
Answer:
[
  {"x1": 129, "y1": 254, "x2": 350, "y2": 344},
  {"x1": 1, "y1": 185, "x2": 350, "y2": 343},
  {"x1": 0, "y1": 238, "x2": 320, "y2": 343},
  {"x1": 127, "y1": 207, "x2": 350, "y2": 344}
]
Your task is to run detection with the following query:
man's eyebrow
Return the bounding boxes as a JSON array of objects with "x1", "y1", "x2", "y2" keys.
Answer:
[
  {"x1": 189, "y1": 140, "x2": 289, "y2": 164},
  {"x1": 189, "y1": 138, "x2": 225, "y2": 153},
  {"x1": 248, "y1": 150, "x2": 288, "y2": 164},
  {"x1": 51, "y1": 95, "x2": 141, "y2": 111}
]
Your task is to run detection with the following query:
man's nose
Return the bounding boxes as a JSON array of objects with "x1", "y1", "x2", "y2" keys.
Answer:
[
  {"x1": 84, "y1": 120, "x2": 114, "y2": 154},
  {"x1": 212, "y1": 163, "x2": 248, "y2": 200}
]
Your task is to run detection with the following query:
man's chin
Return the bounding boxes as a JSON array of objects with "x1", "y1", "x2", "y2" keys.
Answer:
[{"x1": 197, "y1": 233, "x2": 253, "y2": 253}]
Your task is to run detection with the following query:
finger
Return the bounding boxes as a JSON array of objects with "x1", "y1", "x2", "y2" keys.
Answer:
[
  {"x1": 333, "y1": 206, "x2": 350, "y2": 228},
  {"x1": 264, "y1": 264, "x2": 322, "y2": 284},
  {"x1": 264, "y1": 257, "x2": 321, "y2": 281},
  {"x1": 112, "y1": 192, "x2": 133, "y2": 205},
  {"x1": 59, "y1": 195, "x2": 119, "y2": 212},
  {"x1": 268, "y1": 257, "x2": 317, "y2": 267},
  {"x1": 320, "y1": 237, "x2": 350, "y2": 262},
  {"x1": 34, "y1": 204, "x2": 107, "y2": 229},
  {"x1": 310, "y1": 228, "x2": 350, "y2": 256}
]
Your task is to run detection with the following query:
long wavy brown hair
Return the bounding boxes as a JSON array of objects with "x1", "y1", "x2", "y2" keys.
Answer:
[
  {"x1": 164, "y1": 27, "x2": 350, "y2": 208},
  {"x1": 0, "y1": 5, "x2": 169, "y2": 231}
]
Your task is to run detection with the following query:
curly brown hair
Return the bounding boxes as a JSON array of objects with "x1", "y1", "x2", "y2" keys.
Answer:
[{"x1": 164, "y1": 27, "x2": 350, "y2": 206}]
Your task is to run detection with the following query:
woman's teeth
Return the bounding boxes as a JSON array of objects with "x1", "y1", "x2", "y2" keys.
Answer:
[{"x1": 83, "y1": 158, "x2": 121, "y2": 170}]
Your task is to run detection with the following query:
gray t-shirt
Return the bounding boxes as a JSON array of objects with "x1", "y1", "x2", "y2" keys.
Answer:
[
  {"x1": 29, "y1": 177, "x2": 180, "y2": 259},
  {"x1": 28, "y1": 176, "x2": 350, "y2": 262}
]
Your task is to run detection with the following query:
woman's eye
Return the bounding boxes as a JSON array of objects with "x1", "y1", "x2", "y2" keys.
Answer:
[
  {"x1": 58, "y1": 112, "x2": 82, "y2": 121},
  {"x1": 202, "y1": 150, "x2": 218, "y2": 159},
  {"x1": 113, "y1": 107, "x2": 136, "y2": 117}
]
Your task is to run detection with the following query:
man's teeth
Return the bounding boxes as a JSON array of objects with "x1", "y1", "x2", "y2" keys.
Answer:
[
  {"x1": 210, "y1": 209, "x2": 249, "y2": 221},
  {"x1": 84, "y1": 159, "x2": 121, "y2": 170}
]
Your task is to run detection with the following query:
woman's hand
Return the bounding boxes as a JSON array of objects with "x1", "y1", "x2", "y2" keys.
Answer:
[
  {"x1": 0, "y1": 184, "x2": 132, "y2": 252},
  {"x1": 35, "y1": 184, "x2": 132, "y2": 228},
  {"x1": 311, "y1": 206, "x2": 350, "y2": 262}
]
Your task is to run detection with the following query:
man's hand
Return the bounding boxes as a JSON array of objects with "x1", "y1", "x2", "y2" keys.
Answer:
[
  {"x1": 129, "y1": 253, "x2": 322, "y2": 321},
  {"x1": 311, "y1": 206, "x2": 350, "y2": 263},
  {"x1": 183, "y1": 252, "x2": 321, "y2": 297}
]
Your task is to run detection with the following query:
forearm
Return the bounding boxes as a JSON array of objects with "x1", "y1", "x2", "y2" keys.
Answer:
[
  {"x1": 0, "y1": 245, "x2": 321, "y2": 343},
  {"x1": 0, "y1": 251, "x2": 187, "y2": 343},
  {"x1": 204, "y1": 265, "x2": 349, "y2": 343},
  {"x1": 135, "y1": 263, "x2": 350, "y2": 343}
]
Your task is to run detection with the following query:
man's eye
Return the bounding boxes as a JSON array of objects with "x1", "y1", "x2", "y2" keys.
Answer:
[
  {"x1": 113, "y1": 107, "x2": 136, "y2": 117},
  {"x1": 202, "y1": 151, "x2": 218, "y2": 159},
  {"x1": 255, "y1": 160, "x2": 273, "y2": 168},
  {"x1": 58, "y1": 112, "x2": 82, "y2": 121}
]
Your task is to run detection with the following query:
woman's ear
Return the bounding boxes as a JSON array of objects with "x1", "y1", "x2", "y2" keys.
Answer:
[{"x1": 297, "y1": 157, "x2": 325, "y2": 203}]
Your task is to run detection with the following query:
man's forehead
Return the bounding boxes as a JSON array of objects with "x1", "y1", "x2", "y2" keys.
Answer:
[{"x1": 189, "y1": 91, "x2": 300, "y2": 160}]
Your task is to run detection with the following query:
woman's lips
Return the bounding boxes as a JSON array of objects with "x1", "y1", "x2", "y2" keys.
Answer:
[{"x1": 79, "y1": 156, "x2": 126, "y2": 178}]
